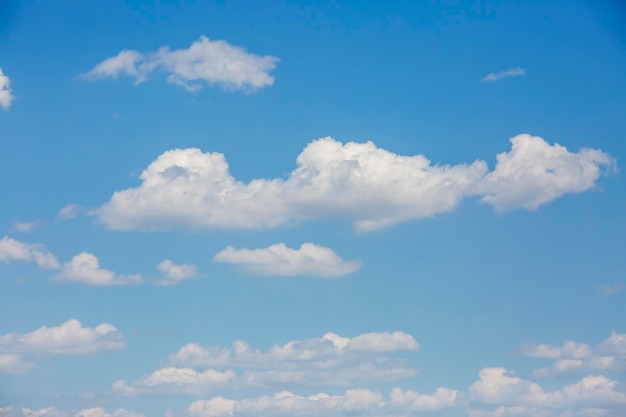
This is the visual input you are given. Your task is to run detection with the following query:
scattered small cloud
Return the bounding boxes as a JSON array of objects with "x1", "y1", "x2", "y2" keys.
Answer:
[
  {"x1": 0, "y1": 353, "x2": 34, "y2": 374},
  {"x1": 0, "y1": 407, "x2": 144, "y2": 417},
  {"x1": 598, "y1": 284, "x2": 625, "y2": 296},
  {"x1": 9, "y1": 221, "x2": 35, "y2": 233},
  {"x1": 0, "y1": 236, "x2": 60, "y2": 269},
  {"x1": 155, "y1": 259, "x2": 198, "y2": 286},
  {"x1": 481, "y1": 67, "x2": 526, "y2": 82},
  {"x1": 518, "y1": 331, "x2": 626, "y2": 377},
  {"x1": 214, "y1": 243, "x2": 362, "y2": 278},
  {"x1": 82, "y1": 36, "x2": 278, "y2": 92},
  {"x1": 53, "y1": 252, "x2": 142, "y2": 286},
  {"x1": 57, "y1": 204, "x2": 84, "y2": 220},
  {"x1": 0, "y1": 67, "x2": 14, "y2": 109}
]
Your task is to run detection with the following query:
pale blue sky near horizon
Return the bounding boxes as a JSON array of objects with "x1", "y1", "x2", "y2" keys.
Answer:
[{"x1": 1, "y1": 1, "x2": 625, "y2": 416}]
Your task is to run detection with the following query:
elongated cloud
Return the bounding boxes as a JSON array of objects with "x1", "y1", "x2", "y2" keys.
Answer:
[
  {"x1": 519, "y1": 331, "x2": 626, "y2": 377},
  {"x1": 0, "y1": 407, "x2": 144, "y2": 417},
  {"x1": 96, "y1": 134, "x2": 614, "y2": 232},
  {"x1": 188, "y1": 387, "x2": 458, "y2": 417},
  {"x1": 114, "y1": 331, "x2": 419, "y2": 396},
  {"x1": 481, "y1": 67, "x2": 526, "y2": 82},
  {"x1": 82, "y1": 36, "x2": 278, "y2": 91},
  {"x1": 214, "y1": 243, "x2": 362, "y2": 277},
  {"x1": 53, "y1": 252, "x2": 142, "y2": 286},
  {"x1": 0, "y1": 319, "x2": 125, "y2": 356},
  {"x1": 0, "y1": 68, "x2": 13, "y2": 109},
  {"x1": 0, "y1": 236, "x2": 60, "y2": 269}
]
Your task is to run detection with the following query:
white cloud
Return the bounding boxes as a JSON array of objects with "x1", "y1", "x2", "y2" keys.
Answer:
[
  {"x1": 57, "y1": 204, "x2": 84, "y2": 220},
  {"x1": 0, "y1": 408, "x2": 143, "y2": 417},
  {"x1": 467, "y1": 367, "x2": 626, "y2": 416},
  {"x1": 96, "y1": 135, "x2": 614, "y2": 232},
  {"x1": 0, "y1": 68, "x2": 14, "y2": 109},
  {"x1": 53, "y1": 252, "x2": 142, "y2": 286},
  {"x1": 155, "y1": 259, "x2": 198, "y2": 285},
  {"x1": 0, "y1": 319, "x2": 125, "y2": 356},
  {"x1": 9, "y1": 221, "x2": 35, "y2": 233},
  {"x1": 188, "y1": 387, "x2": 458, "y2": 417},
  {"x1": 113, "y1": 368, "x2": 238, "y2": 397},
  {"x1": 481, "y1": 67, "x2": 526, "y2": 82},
  {"x1": 82, "y1": 36, "x2": 278, "y2": 92},
  {"x1": 519, "y1": 332, "x2": 626, "y2": 377},
  {"x1": 0, "y1": 353, "x2": 33, "y2": 374},
  {"x1": 0, "y1": 236, "x2": 60, "y2": 269},
  {"x1": 214, "y1": 243, "x2": 362, "y2": 278},
  {"x1": 114, "y1": 331, "x2": 418, "y2": 396}
]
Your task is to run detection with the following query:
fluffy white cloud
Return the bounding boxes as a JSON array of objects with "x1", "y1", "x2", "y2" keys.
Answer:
[
  {"x1": 0, "y1": 353, "x2": 33, "y2": 374},
  {"x1": 82, "y1": 36, "x2": 278, "y2": 91},
  {"x1": 0, "y1": 319, "x2": 125, "y2": 356},
  {"x1": 188, "y1": 387, "x2": 457, "y2": 417},
  {"x1": 9, "y1": 221, "x2": 35, "y2": 233},
  {"x1": 481, "y1": 67, "x2": 526, "y2": 82},
  {"x1": 114, "y1": 331, "x2": 418, "y2": 396},
  {"x1": 519, "y1": 332, "x2": 626, "y2": 377},
  {"x1": 467, "y1": 367, "x2": 626, "y2": 416},
  {"x1": 53, "y1": 252, "x2": 142, "y2": 286},
  {"x1": 214, "y1": 243, "x2": 362, "y2": 278},
  {"x1": 0, "y1": 68, "x2": 14, "y2": 109},
  {"x1": 0, "y1": 236, "x2": 60, "y2": 269},
  {"x1": 96, "y1": 135, "x2": 614, "y2": 232},
  {"x1": 155, "y1": 259, "x2": 198, "y2": 285}
]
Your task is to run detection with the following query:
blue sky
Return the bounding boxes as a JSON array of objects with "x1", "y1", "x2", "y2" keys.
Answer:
[{"x1": 1, "y1": 1, "x2": 625, "y2": 416}]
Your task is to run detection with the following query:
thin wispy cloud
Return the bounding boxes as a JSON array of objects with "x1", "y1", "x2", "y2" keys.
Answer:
[
  {"x1": 481, "y1": 67, "x2": 527, "y2": 82},
  {"x1": 598, "y1": 284, "x2": 625, "y2": 296},
  {"x1": 82, "y1": 36, "x2": 279, "y2": 92}
]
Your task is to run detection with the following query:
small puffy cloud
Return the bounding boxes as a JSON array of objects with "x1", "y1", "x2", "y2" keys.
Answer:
[
  {"x1": 155, "y1": 259, "x2": 198, "y2": 285},
  {"x1": 481, "y1": 67, "x2": 526, "y2": 82},
  {"x1": 476, "y1": 135, "x2": 614, "y2": 212},
  {"x1": 0, "y1": 68, "x2": 14, "y2": 109},
  {"x1": 9, "y1": 221, "x2": 35, "y2": 233},
  {"x1": 519, "y1": 332, "x2": 626, "y2": 377},
  {"x1": 96, "y1": 135, "x2": 614, "y2": 232},
  {"x1": 115, "y1": 331, "x2": 418, "y2": 396},
  {"x1": 53, "y1": 252, "x2": 142, "y2": 286},
  {"x1": 0, "y1": 353, "x2": 33, "y2": 374},
  {"x1": 57, "y1": 204, "x2": 84, "y2": 220},
  {"x1": 597, "y1": 284, "x2": 625, "y2": 296},
  {"x1": 0, "y1": 236, "x2": 60, "y2": 269},
  {"x1": 214, "y1": 243, "x2": 362, "y2": 278},
  {"x1": 82, "y1": 36, "x2": 278, "y2": 92},
  {"x1": 188, "y1": 387, "x2": 458, "y2": 417},
  {"x1": 0, "y1": 319, "x2": 125, "y2": 356}
]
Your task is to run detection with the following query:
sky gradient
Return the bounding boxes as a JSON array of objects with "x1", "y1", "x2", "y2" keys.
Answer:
[{"x1": 1, "y1": 1, "x2": 625, "y2": 416}]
